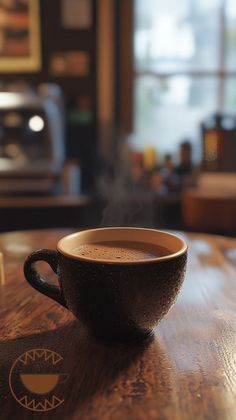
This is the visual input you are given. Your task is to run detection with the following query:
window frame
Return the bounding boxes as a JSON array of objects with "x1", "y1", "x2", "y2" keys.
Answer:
[{"x1": 117, "y1": 1, "x2": 236, "y2": 137}]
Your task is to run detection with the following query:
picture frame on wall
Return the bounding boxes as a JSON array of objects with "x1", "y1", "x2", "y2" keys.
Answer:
[
  {"x1": 61, "y1": 0, "x2": 93, "y2": 30},
  {"x1": 0, "y1": 0, "x2": 41, "y2": 72}
]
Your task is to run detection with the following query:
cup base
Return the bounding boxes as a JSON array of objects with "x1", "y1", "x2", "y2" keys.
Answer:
[{"x1": 90, "y1": 328, "x2": 154, "y2": 343}]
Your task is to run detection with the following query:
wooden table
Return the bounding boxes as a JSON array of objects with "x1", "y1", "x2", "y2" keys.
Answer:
[{"x1": 1, "y1": 229, "x2": 236, "y2": 419}]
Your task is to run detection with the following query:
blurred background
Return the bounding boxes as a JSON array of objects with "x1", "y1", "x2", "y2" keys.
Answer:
[{"x1": 0, "y1": 0, "x2": 236, "y2": 235}]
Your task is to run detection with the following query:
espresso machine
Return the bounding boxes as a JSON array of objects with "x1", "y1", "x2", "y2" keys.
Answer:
[{"x1": 0, "y1": 84, "x2": 65, "y2": 195}]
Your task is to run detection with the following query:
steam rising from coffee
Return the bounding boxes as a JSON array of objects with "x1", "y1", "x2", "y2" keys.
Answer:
[{"x1": 98, "y1": 137, "x2": 155, "y2": 228}]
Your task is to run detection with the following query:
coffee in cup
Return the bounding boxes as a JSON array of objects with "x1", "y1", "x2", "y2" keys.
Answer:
[{"x1": 73, "y1": 241, "x2": 170, "y2": 261}]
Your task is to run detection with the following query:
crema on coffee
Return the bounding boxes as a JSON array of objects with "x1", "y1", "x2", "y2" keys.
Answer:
[{"x1": 73, "y1": 241, "x2": 170, "y2": 262}]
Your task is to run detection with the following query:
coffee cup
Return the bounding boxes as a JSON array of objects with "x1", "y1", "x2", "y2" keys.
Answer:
[{"x1": 23, "y1": 227, "x2": 187, "y2": 341}]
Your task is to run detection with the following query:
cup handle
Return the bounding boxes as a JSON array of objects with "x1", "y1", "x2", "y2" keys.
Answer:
[{"x1": 23, "y1": 249, "x2": 68, "y2": 309}]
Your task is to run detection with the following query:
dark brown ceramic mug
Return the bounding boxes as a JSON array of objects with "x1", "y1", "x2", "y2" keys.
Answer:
[{"x1": 24, "y1": 228, "x2": 187, "y2": 341}]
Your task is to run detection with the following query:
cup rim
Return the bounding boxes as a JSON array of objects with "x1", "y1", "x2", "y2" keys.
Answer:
[{"x1": 57, "y1": 227, "x2": 187, "y2": 265}]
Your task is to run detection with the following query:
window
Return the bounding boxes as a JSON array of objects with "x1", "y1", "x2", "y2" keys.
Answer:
[{"x1": 133, "y1": 0, "x2": 236, "y2": 162}]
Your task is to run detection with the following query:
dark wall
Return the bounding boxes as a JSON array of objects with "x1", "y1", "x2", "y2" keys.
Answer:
[{"x1": 0, "y1": 0, "x2": 98, "y2": 192}]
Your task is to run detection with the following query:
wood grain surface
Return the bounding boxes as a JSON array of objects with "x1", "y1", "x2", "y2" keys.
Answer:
[{"x1": 0, "y1": 229, "x2": 236, "y2": 419}]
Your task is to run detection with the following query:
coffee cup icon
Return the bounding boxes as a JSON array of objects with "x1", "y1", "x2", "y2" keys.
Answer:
[{"x1": 20, "y1": 373, "x2": 69, "y2": 395}]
